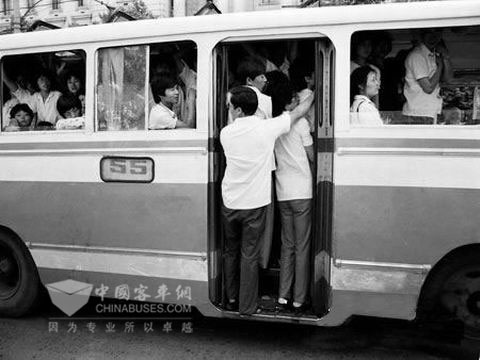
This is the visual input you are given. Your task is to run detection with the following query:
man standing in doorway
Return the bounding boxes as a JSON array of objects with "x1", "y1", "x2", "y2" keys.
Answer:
[
  {"x1": 236, "y1": 57, "x2": 274, "y2": 270},
  {"x1": 221, "y1": 86, "x2": 313, "y2": 315}
]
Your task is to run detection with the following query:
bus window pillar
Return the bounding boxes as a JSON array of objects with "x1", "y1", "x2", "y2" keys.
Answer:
[{"x1": 173, "y1": 0, "x2": 186, "y2": 17}]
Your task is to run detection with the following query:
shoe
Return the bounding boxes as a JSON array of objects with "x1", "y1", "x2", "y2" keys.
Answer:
[
  {"x1": 225, "y1": 300, "x2": 238, "y2": 311},
  {"x1": 293, "y1": 303, "x2": 307, "y2": 316},
  {"x1": 275, "y1": 298, "x2": 289, "y2": 312}
]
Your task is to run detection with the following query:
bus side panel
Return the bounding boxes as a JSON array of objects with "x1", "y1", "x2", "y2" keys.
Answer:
[
  {"x1": 0, "y1": 181, "x2": 207, "y2": 253},
  {"x1": 334, "y1": 185, "x2": 480, "y2": 264},
  {"x1": 333, "y1": 147, "x2": 480, "y2": 265}
]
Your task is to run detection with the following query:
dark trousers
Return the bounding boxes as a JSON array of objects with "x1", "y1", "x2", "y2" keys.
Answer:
[{"x1": 222, "y1": 205, "x2": 267, "y2": 315}]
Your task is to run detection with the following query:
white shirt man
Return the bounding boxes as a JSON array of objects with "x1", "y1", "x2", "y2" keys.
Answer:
[
  {"x1": 221, "y1": 112, "x2": 290, "y2": 210},
  {"x1": 247, "y1": 85, "x2": 272, "y2": 120},
  {"x1": 403, "y1": 43, "x2": 442, "y2": 120},
  {"x1": 402, "y1": 29, "x2": 452, "y2": 123}
]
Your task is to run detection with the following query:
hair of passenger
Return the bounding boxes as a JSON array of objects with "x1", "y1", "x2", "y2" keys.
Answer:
[
  {"x1": 289, "y1": 56, "x2": 315, "y2": 92},
  {"x1": 371, "y1": 30, "x2": 393, "y2": 55},
  {"x1": 150, "y1": 55, "x2": 176, "y2": 77},
  {"x1": 36, "y1": 70, "x2": 53, "y2": 82},
  {"x1": 350, "y1": 66, "x2": 375, "y2": 103},
  {"x1": 236, "y1": 56, "x2": 266, "y2": 84},
  {"x1": 57, "y1": 94, "x2": 82, "y2": 117},
  {"x1": 10, "y1": 103, "x2": 33, "y2": 119},
  {"x1": 150, "y1": 75, "x2": 178, "y2": 103},
  {"x1": 264, "y1": 71, "x2": 294, "y2": 117},
  {"x1": 35, "y1": 70, "x2": 55, "y2": 91},
  {"x1": 228, "y1": 86, "x2": 258, "y2": 116},
  {"x1": 350, "y1": 31, "x2": 372, "y2": 60}
]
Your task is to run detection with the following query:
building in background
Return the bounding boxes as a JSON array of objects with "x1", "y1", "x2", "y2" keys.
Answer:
[{"x1": 0, "y1": 0, "x2": 450, "y2": 33}]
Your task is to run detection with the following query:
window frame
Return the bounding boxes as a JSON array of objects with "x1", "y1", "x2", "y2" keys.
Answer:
[
  {"x1": 346, "y1": 24, "x2": 480, "y2": 132},
  {"x1": 0, "y1": 47, "x2": 88, "y2": 135},
  {"x1": 94, "y1": 39, "x2": 199, "y2": 133}
]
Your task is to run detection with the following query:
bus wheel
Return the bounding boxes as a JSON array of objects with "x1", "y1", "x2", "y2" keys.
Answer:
[
  {"x1": 0, "y1": 232, "x2": 40, "y2": 317},
  {"x1": 438, "y1": 256, "x2": 480, "y2": 332}
]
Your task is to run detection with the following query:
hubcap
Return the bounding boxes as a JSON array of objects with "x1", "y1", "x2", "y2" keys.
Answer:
[{"x1": 0, "y1": 247, "x2": 20, "y2": 299}]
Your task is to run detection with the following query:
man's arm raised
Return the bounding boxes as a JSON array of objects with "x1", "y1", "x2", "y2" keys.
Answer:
[{"x1": 288, "y1": 93, "x2": 314, "y2": 126}]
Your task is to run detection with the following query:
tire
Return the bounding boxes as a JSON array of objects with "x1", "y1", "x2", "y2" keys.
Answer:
[
  {"x1": 0, "y1": 230, "x2": 40, "y2": 317},
  {"x1": 419, "y1": 250, "x2": 480, "y2": 332}
]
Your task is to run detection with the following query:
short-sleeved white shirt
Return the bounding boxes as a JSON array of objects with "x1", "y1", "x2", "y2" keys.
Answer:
[
  {"x1": 246, "y1": 85, "x2": 275, "y2": 171},
  {"x1": 247, "y1": 86, "x2": 272, "y2": 120},
  {"x1": 30, "y1": 91, "x2": 62, "y2": 125},
  {"x1": 403, "y1": 43, "x2": 442, "y2": 119},
  {"x1": 149, "y1": 103, "x2": 177, "y2": 129},
  {"x1": 221, "y1": 113, "x2": 291, "y2": 210},
  {"x1": 350, "y1": 95, "x2": 383, "y2": 126},
  {"x1": 274, "y1": 118, "x2": 313, "y2": 201}
]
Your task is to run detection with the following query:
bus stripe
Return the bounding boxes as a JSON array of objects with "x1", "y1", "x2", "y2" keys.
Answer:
[
  {"x1": 336, "y1": 138, "x2": 480, "y2": 149},
  {"x1": 0, "y1": 154, "x2": 207, "y2": 183},
  {"x1": 0, "y1": 139, "x2": 207, "y2": 151},
  {"x1": 31, "y1": 248, "x2": 208, "y2": 282},
  {"x1": 334, "y1": 153, "x2": 480, "y2": 189}
]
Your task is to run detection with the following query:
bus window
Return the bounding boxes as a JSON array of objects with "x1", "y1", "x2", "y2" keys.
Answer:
[
  {"x1": 96, "y1": 41, "x2": 197, "y2": 131},
  {"x1": 349, "y1": 26, "x2": 480, "y2": 126},
  {"x1": 1, "y1": 50, "x2": 86, "y2": 132}
]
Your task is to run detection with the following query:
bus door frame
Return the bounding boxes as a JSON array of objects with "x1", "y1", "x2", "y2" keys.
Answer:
[
  {"x1": 209, "y1": 35, "x2": 334, "y2": 317},
  {"x1": 312, "y1": 39, "x2": 334, "y2": 316},
  {"x1": 208, "y1": 44, "x2": 229, "y2": 307}
]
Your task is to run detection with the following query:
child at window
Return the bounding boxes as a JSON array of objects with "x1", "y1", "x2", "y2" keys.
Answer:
[
  {"x1": 55, "y1": 94, "x2": 84, "y2": 130},
  {"x1": 4, "y1": 103, "x2": 34, "y2": 132}
]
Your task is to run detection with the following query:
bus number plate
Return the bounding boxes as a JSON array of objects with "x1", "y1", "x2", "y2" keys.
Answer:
[{"x1": 100, "y1": 157, "x2": 154, "y2": 183}]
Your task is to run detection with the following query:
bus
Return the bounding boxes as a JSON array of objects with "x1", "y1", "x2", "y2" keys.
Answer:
[{"x1": 0, "y1": 0, "x2": 479, "y2": 332}]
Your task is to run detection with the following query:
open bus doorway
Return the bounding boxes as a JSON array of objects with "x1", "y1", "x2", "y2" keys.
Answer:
[{"x1": 209, "y1": 36, "x2": 334, "y2": 319}]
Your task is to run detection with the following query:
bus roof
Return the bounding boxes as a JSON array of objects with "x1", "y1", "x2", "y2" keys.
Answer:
[{"x1": 0, "y1": 0, "x2": 479, "y2": 51}]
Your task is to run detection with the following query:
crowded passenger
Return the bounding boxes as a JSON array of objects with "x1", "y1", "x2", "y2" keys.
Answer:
[
  {"x1": 272, "y1": 76, "x2": 314, "y2": 314},
  {"x1": 64, "y1": 71, "x2": 85, "y2": 115},
  {"x1": 55, "y1": 94, "x2": 85, "y2": 130},
  {"x1": 350, "y1": 32, "x2": 381, "y2": 79},
  {"x1": 30, "y1": 71, "x2": 62, "y2": 127},
  {"x1": 237, "y1": 56, "x2": 272, "y2": 119},
  {"x1": 289, "y1": 56, "x2": 316, "y2": 132},
  {"x1": 237, "y1": 56, "x2": 275, "y2": 270},
  {"x1": 173, "y1": 51, "x2": 197, "y2": 128},
  {"x1": 402, "y1": 28, "x2": 453, "y2": 124},
  {"x1": 350, "y1": 66, "x2": 383, "y2": 126},
  {"x1": 221, "y1": 86, "x2": 314, "y2": 315},
  {"x1": 149, "y1": 75, "x2": 192, "y2": 129},
  {"x1": 3, "y1": 103, "x2": 34, "y2": 132}
]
